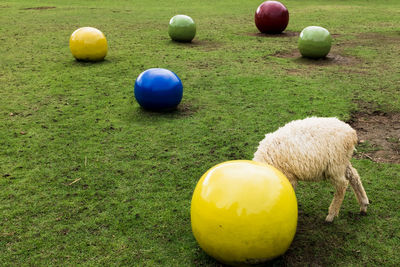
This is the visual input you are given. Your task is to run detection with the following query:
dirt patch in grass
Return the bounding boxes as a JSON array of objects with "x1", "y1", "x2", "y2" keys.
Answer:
[
  {"x1": 349, "y1": 111, "x2": 400, "y2": 163},
  {"x1": 271, "y1": 31, "x2": 400, "y2": 67},
  {"x1": 295, "y1": 53, "x2": 358, "y2": 66},
  {"x1": 176, "y1": 102, "x2": 198, "y2": 117},
  {"x1": 192, "y1": 40, "x2": 225, "y2": 51},
  {"x1": 331, "y1": 31, "x2": 400, "y2": 54},
  {"x1": 22, "y1": 6, "x2": 56, "y2": 10},
  {"x1": 354, "y1": 32, "x2": 400, "y2": 45},
  {"x1": 273, "y1": 49, "x2": 360, "y2": 66}
]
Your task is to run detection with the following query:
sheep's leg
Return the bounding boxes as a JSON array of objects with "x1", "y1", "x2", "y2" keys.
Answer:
[
  {"x1": 284, "y1": 173, "x2": 298, "y2": 190},
  {"x1": 345, "y1": 164, "x2": 369, "y2": 215},
  {"x1": 326, "y1": 178, "x2": 349, "y2": 222},
  {"x1": 290, "y1": 180, "x2": 298, "y2": 190}
]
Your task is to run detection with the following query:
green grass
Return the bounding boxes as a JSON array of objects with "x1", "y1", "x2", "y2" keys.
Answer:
[{"x1": 1, "y1": 0, "x2": 399, "y2": 265}]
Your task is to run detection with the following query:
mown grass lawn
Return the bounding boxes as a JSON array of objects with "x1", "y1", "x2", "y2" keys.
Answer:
[{"x1": 1, "y1": 0, "x2": 399, "y2": 266}]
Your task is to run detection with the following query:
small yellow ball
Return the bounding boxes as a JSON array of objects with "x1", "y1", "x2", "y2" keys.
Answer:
[
  {"x1": 191, "y1": 160, "x2": 298, "y2": 265},
  {"x1": 69, "y1": 27, "x2": 108, "y2": 61}
]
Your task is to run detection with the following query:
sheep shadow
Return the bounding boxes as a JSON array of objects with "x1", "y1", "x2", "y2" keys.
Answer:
[
  {"x1": 191, "y1": 208, "x2": 370, "y2": 266},
  {"x1": 278, "y1": 210, "x2": 368, "y2": 266}
]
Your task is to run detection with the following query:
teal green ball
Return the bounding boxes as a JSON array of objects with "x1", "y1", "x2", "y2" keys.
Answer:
[
  {"x1": 168, "y1": 15, "x2": 196, "y2": 42},
  {"x1": 298, "y1": 26, "x2": 332, "y2": 58}
]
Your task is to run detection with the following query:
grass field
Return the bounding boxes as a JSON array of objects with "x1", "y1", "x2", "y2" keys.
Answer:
[{"x1": 1, "y1": 0, "x2": 399, "y2": 265}]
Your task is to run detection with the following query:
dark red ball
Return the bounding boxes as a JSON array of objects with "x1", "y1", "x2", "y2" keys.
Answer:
[{"x1": 255, "y1": 1, "x2": 289, "y2": 34}]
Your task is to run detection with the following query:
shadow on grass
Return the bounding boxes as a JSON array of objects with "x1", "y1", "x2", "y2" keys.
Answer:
[
  {"x1": 281, "y1": 209, "x2": 371, "y2": 266},
  {"x1": 192, "y1": 208, "x2": 372, "y2": 266},
  {"x1": 293, "y1": 54, "x2": 357, "y2": 66},
  {"x1": 128, "y1": 102, "x2": 199, "y2": 123},
  {"x1": 246, "y1": 31, "x2": 299, "y2": 38},
  {"x1": 69, "y1": 58, "x2": 113, "y2": 66},
  {"x1": 165, "y1": 39, "x2": 224, "y2": 51},
  {"x1": 273, "y1": 49, "x2": 359, "y2": 66}
]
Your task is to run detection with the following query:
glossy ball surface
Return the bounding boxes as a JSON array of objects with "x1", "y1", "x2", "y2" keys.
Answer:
[
  {"x1": 191, "y1": 160, "x2": 298, "y2": 265},
  {"x1": 298, "y1": 26, "x2": 332, "y2": 58},
  {"x1": 168, "y1": 15, "x2": 196, "y2": 42},
  {"x1": 69, "y1": 27, "x2": 108, "y2": 61},
  {"x1": 255, "y1": 1, "x2": 289, "y2": 34},
  {"x1": 134, "y1": 68, "x2": 183, "y2": 110}
]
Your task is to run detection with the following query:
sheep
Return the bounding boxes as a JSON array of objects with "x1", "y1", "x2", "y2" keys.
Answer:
[{"x1": 253, "y1": 117, "x2": 369, "y2": 222}]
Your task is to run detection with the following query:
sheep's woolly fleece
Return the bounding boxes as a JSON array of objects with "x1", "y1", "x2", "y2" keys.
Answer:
[{"x1": 253, "y1": 117, "x2": 369, "y2": 222}]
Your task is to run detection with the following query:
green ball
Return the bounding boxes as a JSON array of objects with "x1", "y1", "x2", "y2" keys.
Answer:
[
  {"x1": 168, "y1": 15, "x2": 196, "y2": 42},
  {"x1": 298, "y1": 26, "x2": 332, "y2": 58}
]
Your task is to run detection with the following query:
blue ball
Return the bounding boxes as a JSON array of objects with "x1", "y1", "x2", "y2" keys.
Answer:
[{"x1": 134, "y1": 68, "x2": 183, "y2": 110}]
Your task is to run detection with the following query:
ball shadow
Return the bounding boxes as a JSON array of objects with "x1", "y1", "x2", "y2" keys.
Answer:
[
  {"x1": 293, "y1": 54, "x2": 356, "y2": 66},
  {"x1": 246, "y1": 31, "x2": 299, "y2": 38},
  {"x1": 294, "y1": 56, "x2": 336, "y2": 65},
  {"x1": 165, "y1": 39, "x2": 223, "y2": 51},
  {"x1": 273, "y1": 49, "x2": 358, "y2": 66},
  {"x1": 69, "y1": 58, "x2": 112, "y2": 66},
  {"x1": 166, "y1": 39, "x2": 199, "y2": 47},
  {"x1": 127, "y1": 102, "x2": 198, "y2": 125},
  {"x1": 192, "y1": 206, "x2": 371, "y2": 266}
]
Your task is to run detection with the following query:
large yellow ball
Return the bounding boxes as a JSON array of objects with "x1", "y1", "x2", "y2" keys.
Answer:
[
  {"x1": 191, "y1": 160, "x2": 297, "y2": 265},
  {"x1": 69, "y1": 27, "x2": 108, "y2": 61}
]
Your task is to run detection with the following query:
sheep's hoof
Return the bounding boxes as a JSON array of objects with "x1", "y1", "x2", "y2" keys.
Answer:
[
  {"x1": 360, "y1": 205, "x2": 368, "y2": 214},
  {"x1": 325, "y1": 215, "x2": 335, "y2": 222}
]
